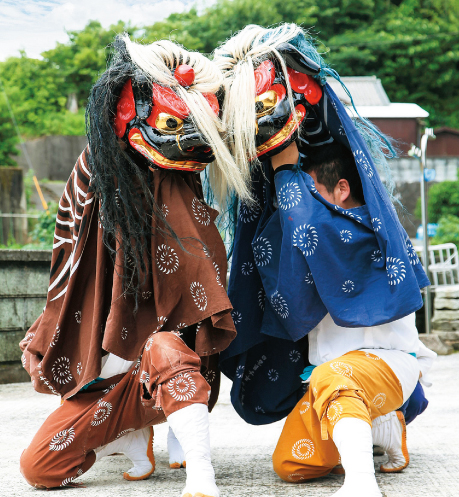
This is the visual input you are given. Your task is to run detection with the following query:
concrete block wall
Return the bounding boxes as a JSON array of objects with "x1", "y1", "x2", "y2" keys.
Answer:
[
  {"x1": 0, "y1": 250, "x2": 51, "y2": 383},
  {"x1": 431, "y1": 285, "x2": 459, "y2": 353}
]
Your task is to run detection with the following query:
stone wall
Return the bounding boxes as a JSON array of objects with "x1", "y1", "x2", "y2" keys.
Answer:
[
  {"x1": 0, "y1": 250, "x2": 51, "y2": 383},
  {"x1": 430, "y1": 285, "x2": 459, "y2": 354}
]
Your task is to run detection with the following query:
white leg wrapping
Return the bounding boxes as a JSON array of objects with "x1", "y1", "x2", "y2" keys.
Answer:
[
  {"x1": 168, "y1": 426, "x2": 186, "y2": 468},
  {"x1": 167, "y1": 403, "x2": 219, "y2": 497},
  {"x1": 94, "y1": 426, "x2": 155, "y2": 480},
  {"x1": 372, "y1": 411, "x2": 409, "y2": 472},
  {"x1": 332, "y1": 418, "x2": 382, "y2": 497}
]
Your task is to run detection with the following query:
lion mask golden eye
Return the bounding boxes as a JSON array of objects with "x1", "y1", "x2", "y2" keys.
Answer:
[
  {"x1": 155, "y1": 113, "x2": 184, "y2": 134},
  {"x1": 255, "y1": 90, "x2": 278, "y2": 117}
]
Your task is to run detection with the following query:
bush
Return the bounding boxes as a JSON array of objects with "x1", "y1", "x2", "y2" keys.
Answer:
[
  {"x1": 415, "y1": 180, "x2": 459, "y2": 223},
  {"x1": 431, "y1": 215, "x2": 459, "y2": 247},
  {"x1": 29, "y1": 202, "x2": 58, "y2": 248}
]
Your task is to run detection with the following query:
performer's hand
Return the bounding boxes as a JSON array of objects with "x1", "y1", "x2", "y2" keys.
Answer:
[{"x1": 270, "y1": 141, "x2": 299, "y2": 170}]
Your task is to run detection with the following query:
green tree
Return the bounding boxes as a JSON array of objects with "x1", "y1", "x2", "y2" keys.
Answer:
[{"x1": 0, "y1": 96, "x2": 19, "y2": 166}]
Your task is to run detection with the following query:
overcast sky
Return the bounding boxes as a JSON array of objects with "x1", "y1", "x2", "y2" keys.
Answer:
[{"x1": 0, "y1": 0, "x2": 207, "y2": 61}]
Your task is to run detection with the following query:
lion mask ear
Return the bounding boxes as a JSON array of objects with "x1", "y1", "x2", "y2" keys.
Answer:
[{"x1": 276, "y1": 42, "x2": 321, "y2": 75}]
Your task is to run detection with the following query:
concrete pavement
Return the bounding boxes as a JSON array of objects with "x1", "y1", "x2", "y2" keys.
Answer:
[{"x1": 1, "y1": 353, "x2": 458, "y2": 497}]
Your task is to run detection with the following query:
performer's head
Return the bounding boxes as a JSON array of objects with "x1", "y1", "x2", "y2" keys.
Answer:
[
  {"x1": 304, "y1": 141, "x2": 365, "y2": 208},
  {"x1": 213, "y1": 23, "x2": 325, "y2": 176}
]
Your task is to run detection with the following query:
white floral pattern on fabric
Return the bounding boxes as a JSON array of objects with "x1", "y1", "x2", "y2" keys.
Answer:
[
  {"x1": 167, "y1": 373, "x2": 197, "y2": 401},
  {"x1": 60, "y1": 476, "x2": 75, "y2": 487},
  {"x1": 76, "y1": 362, "x2": 82, "y2": 375},
  {"x1": 364, "y1": 352, "x2": 381, "y2": 360},
  {"x1": 121, "y1": 327, "x2": 128, "y2": 340},
  {"x1": 21, "y1": 354, "x2": 26, "y2": 367},
  {"x1": 49, "y1": 427, "x2": 75, "y2": 451},
  {"x1": 239, "y1": 202, "x2": 261, "y2": 223},
  {"x1": 253, "y1": 237, "x2": 273, "y2": 267},
  {"x1": 24, "y1": 332, "x2": 35, "y2": 343},
  {"x1": 231, "y1": 310, "x2": 242, "y2": 325},
  {"x1": 254, "y1": 406, "x2": 265, "y2": 413},
  {"x1": 236, "y1": 365, "x2": 245, "y2": 379},
  {"x1": 52, "y1": 357, "x2": 73, "y2": 385},
  {"x1": 406, "y1": 239, "x2": 420, "y2": 266},
  {"x1": 373, "y1": 393, "x2": 387, "y2": 408},
  {"x1": 50, "y1": 325, "x2": 60, "y2": 347},
  {"x1": 340, "y1": 230, "x2": 352, "y2": 243},
  {"x1": 142, "y1": 291, "x2": 152, "y2": 300},
  {"x1": 145, "y1": 336, "x2": 155, "y2": 351},
  {"x1": 341, "y1": 209, "x2": 363, "y2": 223},
  {"x1": 330, "y1": 362, "x2": 353, "y2": 378},
  {"x1": 192, "y1": 198, "x2": 210, "y2": 226},
  {"x1": 342, "y1": 280, "x2": 355, "y2": 293},
  {"x1": 115, "y1": 428, "x2": 135, "y2": 440},
  {"x1": 270, "y1": 291, "x2": 289, "y2": 319},
  {"x1": 386, "y1": 257, "x2": 407, "y2": 285},
  {"x1": 161, "y1": 204, "x2": 169, "y2": 217},
  {"x1": 91, "y1": 401, "x2": 112, "y2": 426},
  {"x1": 204, "y1": 370, "x2": 216, "y2": 384},
  {"x1": 371, "y1": 249, "x2": 382, "y2": 262},
  {"x1": 327, "y1": 400, "x2": 343, "y2": 424},
  {"x1": 139, "y1": 371, "x2": 150, "y2": 384},
  {"x1": 131, "y1": 359, "x2": 141, "y2": 375},
  {"x1": 335, "y1": 385, "x2": 349, "y2": 391},
  {"x1": 213, "y1": 262, "x2": 224, "y2": 287},
  {"x1": 304, "y1": 272, "x2": 314, "y2": 285},
  {"x1": 287, "y1": 473, "x2": 306, "y2": 482},
  {"x1": 268, "y1": 369, "x2": 279, "y2": 381},
  {"x1": 289, "y1": 350, "x2": 301, "y2": 363},
  {"x1": 292, "y1": 439, "x2": 315, "y2": 460},
  {"x1": 372, "y1": 217, "x2": 382, "y2": 232},
  {"x1": 155, "y1": 316, "x2": 168, "y2": 332},
  {"x1": 75, "y1": 311, "x2": 82, "y2": 324},
  {"x1": 258, "y1": 288, "x2": 266, "y2": 310},
  {"x1": 354, "y1": 149, "x2": 374, "y2": 178},
  {"x1": 299, "y1": 401, "x2": 310, "y2": 415},
  {"x1": 190, "y1": 282, "x2": 208, "y2": 311},
  {"x1": 278, "y1": 182, "x2": 302, "y2": 210},
  {"x1": 241, "y1": 261, "x2": 254, "y2": 275},
  {"x1": 293, "y1": 224, "x2": 318, "y2": 256},
  {"x1": 156, "y1": 244, "x2": 179, "y2": 274}
]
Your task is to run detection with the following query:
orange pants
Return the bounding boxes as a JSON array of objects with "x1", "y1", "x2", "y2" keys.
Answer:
[
  {"x1": 20, "y1": 332, "x2": 210, "y2": 489},
  {"x1": 272, "y1": 351, "x2": 404, "y2": 482}
]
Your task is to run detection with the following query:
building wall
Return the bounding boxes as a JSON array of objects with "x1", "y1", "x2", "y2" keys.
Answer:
[
  {"x1": 428, "y1": 130, "x2": 459, "y2": 157},
  {"x1": 371, "y1": 118, "x2": 419, "y2": 155}
]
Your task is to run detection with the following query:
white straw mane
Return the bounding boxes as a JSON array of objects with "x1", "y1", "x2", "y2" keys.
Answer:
[{"x1": 123, "y1": 35, "x2": 251, "y2": 208}]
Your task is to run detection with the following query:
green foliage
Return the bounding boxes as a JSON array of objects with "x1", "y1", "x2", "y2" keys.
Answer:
[
  {"x1": 29, "y1": 202, "x2": 58, "y2": 248},
  {"x1": 415, "y1": 180, "x2": 459, "y2": 221},
  {"x1": 0, "y1": 92, "x2": 20, "y2": 166},
  {"x1": 431, "y1": 214, "x2": 459, "y2": 246}
]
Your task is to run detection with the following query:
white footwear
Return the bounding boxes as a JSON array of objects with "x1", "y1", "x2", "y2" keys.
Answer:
[
  {"x1": 94, "y1": 426, "x2": 155, "y2": 481},
  {"x1": 167, "y1": 403, "x2": 219, "y2": 497},
  {"x1": 372, "y1": 411, "x2": 409, "y2": 472},
  {"x1": 331, "y1": 418, "x2": 382, "y2": 497},
  {"x1": 168, "y1": 426, "x2": 186, "y2": 469}
]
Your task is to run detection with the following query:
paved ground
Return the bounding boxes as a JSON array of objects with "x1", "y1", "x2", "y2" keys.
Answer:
[{"x1": 1, "y1": 353, "x2": 458, "y2": 497}]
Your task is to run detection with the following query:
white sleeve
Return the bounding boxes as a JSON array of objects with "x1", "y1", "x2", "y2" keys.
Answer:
[{"x1": 416, "y1": 339, "x2": 437, "y2": 387}]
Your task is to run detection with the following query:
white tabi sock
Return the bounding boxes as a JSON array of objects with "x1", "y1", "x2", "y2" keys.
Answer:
[
  {"x1": 332, "y1": 417, "x2": 382, "y2": 497},
  {"x1": 167, "y1": 403, "x2": 219, "y2": 497},
  {"x1": 168, "y1": 426, "x2": 186, "y2": 469},
  {"x1": 94, "y1": 426, "x2": 155, "y2": 480},
  {"x1": 372, "y1": 411, "x2": 409, "y2": 472}
]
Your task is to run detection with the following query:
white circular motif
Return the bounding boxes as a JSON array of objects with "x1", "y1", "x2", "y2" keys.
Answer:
[
  {"x1": 327, "y1": 400, "x2": 343, "y2": 424},
  {"x1": 268, "y1": 369, "x2": 279, "y2": 381},
  {"x1": 372, "y1": 218, "x2": 382, "y2": 232},
  {"x1": 292, "y1": 439, "x2": 315, "y2": 460},
  {"x1": 75, "y1": 311, "x2": 82, "y2": 324},
  {"x1": 373, "y1": 393, "x2": 387, "y2": 408},
  {"x1": 121, "y1": 327, "x2": 128, "y2": 340},
  {"x1": 299, "y1": 401, "x2": 310, "y2": 415},
  {"x1": 161, "y1": 204, "x2": 169, "y2": 217},
  {"x1": 145, "y1": 336, "x2": 155, "y2": 351},
  {"x1": 156, "y1": 244, "x2": 179, "y2": 274},
  {"x1": 24, "y1": 332, "x2": 35, "y2": 343},
  {"x1": 334, "y1": 385, "x2": 349, "y2": 391},
  {"x1": 304, "y1": 272, "x2": 314, "y2": 285},
  {"x1": 239, "y1": 202, "x2": 261, "y2": 223},
  {"x1": 406, "y1": 239, "x2": 419, "y2": 266},
  {"x1": 76, "y1": 362, "x2": 82, "y2": 375},
  {"x1": 61, "y1": 477, "x2": 75, "y2": 487},
  {"x1": 270, "y1": 291, "x2": 289, "y2": 319},
  {"x1": 236, "y1": 365, "x2": 245, "y2": 379},
  {"x1": 50, "y1": 325, "x2": 60, "y2": 347},
  {"x1": 213, "y1": 262, "x2": 224, "y2": 287},
  {"x1": 340, "y1": 230, "x2": 352, "y2": 243},
  {"x1": 338, "y1": 125, "x2": 345, "y2": 136},
  {"x1": 21, "y1": 354, "x2": 26, "y2": 367},
  {"x1": 131, "y1": 359, "x2": 141, "y2": 375},
  {"x1": 330, "y1": 362, "x2": 353, "y2": 378},
  {"x1": 354, "y1": 149, "x2": 373, "y2": 178},
  {"x1": 278, "y1": 182, "x2": 302, "y2": 210},
  {"x1": 289, "y1": 350, "x2": 301, "y2": 363},
  {"x1": 142, "y1": 291, "x2": 152, "y2": 300},
  {"x1": 204, "y1": 370, "x2": 216, "y2": 384},
  {"x1": 155, "y1": 316, "x2": 168, "y2": 332},
  {"x1": 293, "y1": 224, "x2": 318, "y2": 256},
  {"x1": 91, "y1": 401, "x2": 112, "y2": 426},
  {"x1": 252, "y1": 237, "x2": 272, "y2": 267},
  {"x1": 231, "y1": 310, "x2": 242, "y2": 325},
  {"x1": 342, "y1": 280, "x2": 355, "y2": 293},
  {"x1": 258, "y1": 288, "x2": 266, "y2": 310},
  {"x1": 190, "y1": 282, "x2": 208, "y2": 311},
  {"x1": 287, "y1": 473, "x2": 306, "y2": 482},
  {"x1": 371, "y1": 249, "x2": 383, "y2": 263},
  {"x1": 52, "y1": 357, "x2": 73, "y2": 385},
  {"x1": 254, "y1": 406, "x2": 265, "y2": 413},
  {"x1": 192, "y1": 198, "x2": 211, "y2": 226},
  {"x1": 167, "y1": 373, "x2": 197, "y2": 401},
  {"x1": 241, "y1": 262, "x2": 254, "y2": 276},
  {"x1": 115, "y1": 428, "x2": 135, "y2": 440},
  {"x1": 49, "y1": 427, "x2": 75, "y2": 451},
  {"x1": 342, "y1": 210, "x2": 363, "y2": 223},
  {"x1": 364, "y1": 352, "x2": 381, "y2": 360},
  {"x1": 139, "y1": 371, "x2": 150, "y2": 384},
  {"x1": 386, "y1": 257, "x2": 406, "y2": 286}
]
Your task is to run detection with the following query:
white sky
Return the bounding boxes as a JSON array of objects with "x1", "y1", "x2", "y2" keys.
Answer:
[{"x1": 0, "y1": 0, "x2": 207, "y2": 61}]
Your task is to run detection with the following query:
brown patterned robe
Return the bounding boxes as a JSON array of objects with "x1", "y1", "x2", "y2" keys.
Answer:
[{"x1": 20, "y1": 148, "x2": 236, "y2": 401}]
